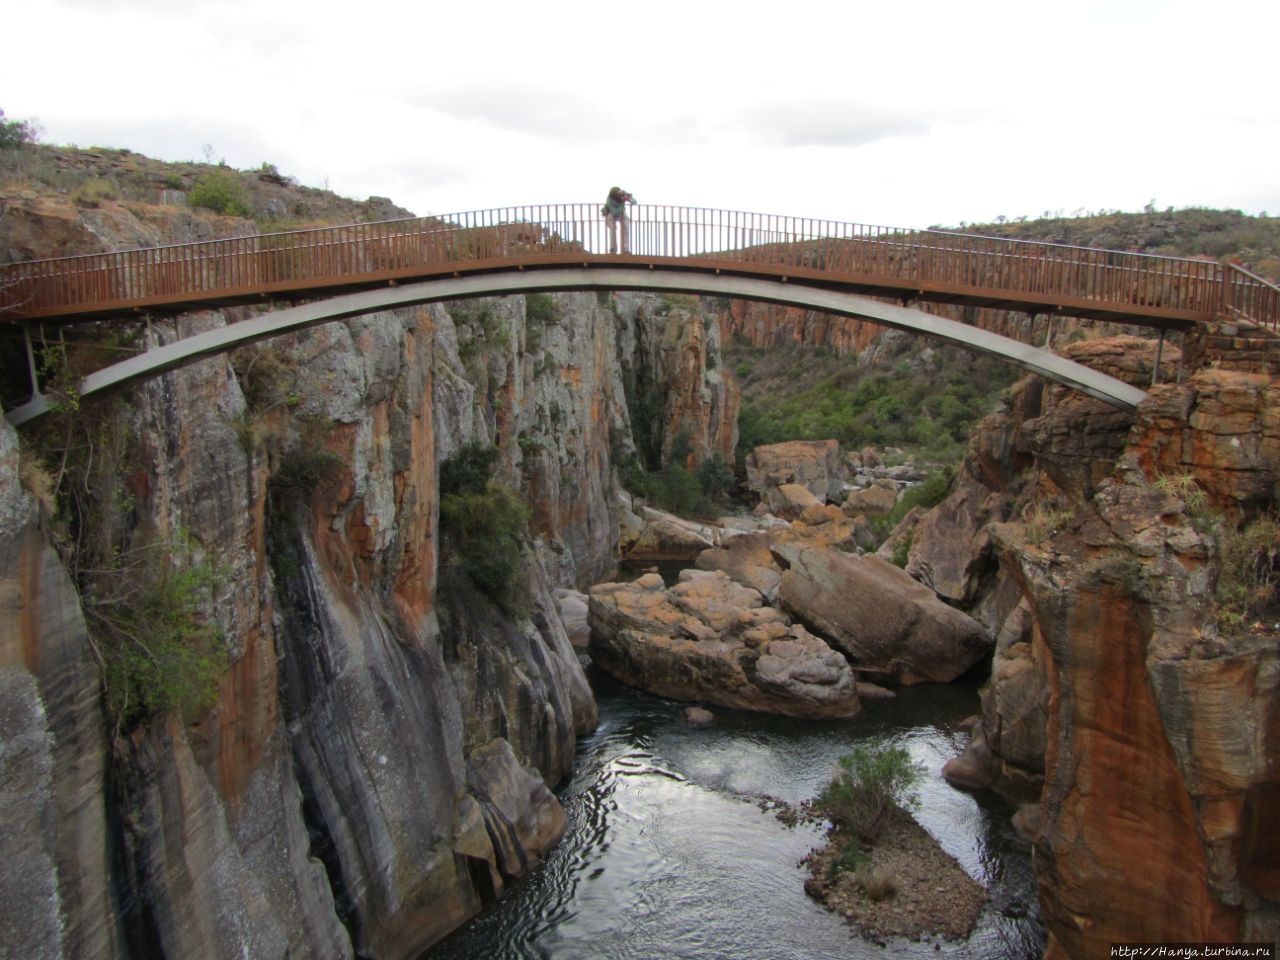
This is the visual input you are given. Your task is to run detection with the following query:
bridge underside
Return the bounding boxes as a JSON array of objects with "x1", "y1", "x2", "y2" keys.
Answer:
[{"x1": 4, "y1": 267, "x2": 1148, "y2": 426}]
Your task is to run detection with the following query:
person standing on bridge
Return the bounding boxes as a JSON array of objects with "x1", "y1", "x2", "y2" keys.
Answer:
[{"x1": 603, "y1": 186, "x2": 636, "y2": 254}]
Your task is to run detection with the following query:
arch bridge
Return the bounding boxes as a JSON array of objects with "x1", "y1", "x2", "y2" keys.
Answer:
[{"x1": 3, "y1": 204, "x2": 1278, "y2": 424}]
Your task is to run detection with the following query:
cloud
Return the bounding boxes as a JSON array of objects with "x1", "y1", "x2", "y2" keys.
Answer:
[
  {"x1": 406, "y1": 84, "x2": 618, "y2": 143},
  {"x1": 729, "y1": 99, "x2": 938, "y2": 148}
]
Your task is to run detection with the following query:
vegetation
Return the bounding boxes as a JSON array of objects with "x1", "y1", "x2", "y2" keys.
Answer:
[
  {"x1": 70, "y1": 178, "x2": 119, "y2": 208},
  {"x1": 731, "y1": 342, "x2": 1017, "y2": 466},
  {"x1": 946, "y1": 206, "x2": 1280, "y2": 283},
  {"x1": 438, "y1": 442, "x2": 531, "y2": 616},
  {"x1": 816, "y1": 742, "x2": 925, "y2": 880},
  {"x1": 187, "y1": 167, "x2": 253, "y2": 218},
  {"x1": 0, "y1": 108, "x2": 38, "y2": 148},
  {"x1": 526, "y1": 292, "x2": 557, "y2": 325},
  {"x1": 1154, "y1": 471, "x2": 1209, "y2": 519},
  {"x1": 85, "y1": 538, "x2": 228, "y2": 729},
  {"x1": 869, "y1": 466, "x2": 955, "y2": 545},
  {"x1": 1023, "y1": 502, "x2": 1075, "y2": 547},
  {"x1": 616, "y1": 427, "x2": 736, "y2": 519},
  {"x1": 818, "y1": 742, "x2": 925, "y2": 846},
  {"x1": 1214, "y1": 514, "x2": 1280, "y2": 628}
]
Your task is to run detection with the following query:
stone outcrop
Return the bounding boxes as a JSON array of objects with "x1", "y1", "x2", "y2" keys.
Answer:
[
  {"x1": 694, "y1": 505, "x2": 860, "y2": 603},
  {"x1": 588, "y1": 570, "x2": 861, "y2": 718}
]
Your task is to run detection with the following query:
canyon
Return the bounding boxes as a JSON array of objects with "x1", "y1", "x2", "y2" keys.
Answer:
[{"x1": 2, "y1": 154, "x2": 1278, "y2": 958}]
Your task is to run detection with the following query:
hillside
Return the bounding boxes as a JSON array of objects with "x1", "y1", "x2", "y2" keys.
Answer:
[{"x1": 938, "y1": 206, "x2": 1280, "y2": 282}]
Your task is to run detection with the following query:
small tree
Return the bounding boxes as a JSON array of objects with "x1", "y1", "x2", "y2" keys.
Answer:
[
  {"x1": 0, "y1": 109, "x2": 38, "y2": 149},
  {"x1": 817, "y1": 742, "x2": 925, "y2": 847}
]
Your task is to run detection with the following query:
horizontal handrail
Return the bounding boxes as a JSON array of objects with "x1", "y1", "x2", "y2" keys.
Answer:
[{"x1": 1, "y1": 204, "x2": 1276, "y2": 329}]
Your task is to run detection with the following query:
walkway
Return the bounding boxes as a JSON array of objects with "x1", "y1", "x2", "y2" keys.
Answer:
[{"x1": 3, "y1": 204, "x2": 1278, "y2": 328}]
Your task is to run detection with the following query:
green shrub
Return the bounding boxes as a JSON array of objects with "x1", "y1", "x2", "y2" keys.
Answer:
[
  {"x1": 86, "y1": 540, "x2": 228, "y2": 728},
  {"x1": 826, "y1": 837, "x2": 869, "y2": 880},
  {"x1": 271, "y1": 448, "x2": 343, "y2": 494},
  {"x1": 440, "y1": 441, "x2": 501, "y2": 496},
  {"x1": 526, "y1": 292, "x2": 556, "y2": 325},
  {"x1": 817, "y1": 743, "x2": 924, "y2": 846},
  {"x1": 890, "y1": 530, "x2": 913, "y2": 569},
  {"x1": 867, "y1": 466, "x2": 955, "y2": 546},
  {"x1": 188, "y1": 167, "x2": 253, "y2": 217},
  {"x1": 438, "y1": 443, "x2": 530, "y2": 615},
  {"x1": 696, "y1": 453, "x2": 735, "y2": 503}
]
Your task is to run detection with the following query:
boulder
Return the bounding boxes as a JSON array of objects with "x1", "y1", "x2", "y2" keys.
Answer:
[
  {"x1": 767, "y1": 482, "x2": 822, "y2": 520},
  {"x1": 622, "y1": 506, "x2": 719, "y2": 561},
  {"x1": 587, "y1": 570, "x2": 860, "y2": 718},
  {"x1": 841, "y1": 480, "x2": 898, "y2": 517},
  {"x1": 745, "y1": 439, "x2": 845, "y2": 504},
  {"x1": 776, "y1": 548, "x2": 992, "y2": 684}
]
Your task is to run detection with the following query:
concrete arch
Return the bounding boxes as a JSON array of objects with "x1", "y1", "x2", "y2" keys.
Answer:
[{"x1": 5, "y1": 266, "x2": 1146, "y2": 426}]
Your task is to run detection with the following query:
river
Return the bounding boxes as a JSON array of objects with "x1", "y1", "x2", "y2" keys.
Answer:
[{"x1": 425, "y1": 663, "x2": 1045, "y2": 960}]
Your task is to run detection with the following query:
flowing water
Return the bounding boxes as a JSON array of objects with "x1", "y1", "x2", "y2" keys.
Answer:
[{"x1": 425, "y1": 665, "x2": 1045, "y2": 960}]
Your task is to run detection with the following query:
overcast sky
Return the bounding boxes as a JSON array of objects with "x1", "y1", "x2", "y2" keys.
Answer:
[{"x1": 5, "y1": 0, "x2": 1278, "y2": 230}]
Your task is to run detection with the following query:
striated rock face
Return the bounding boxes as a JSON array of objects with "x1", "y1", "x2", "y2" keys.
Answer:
[
  {"x1": 0, "y1": 168, "x2": 751, "y2": 960},
  {"x1": 993, "y1": 485, "x2": 1276, "y2": 955},
  {"x1": 611, "y1": 295, "x2": 740, "y2": 469},
  {"x1": 588, "y1": 570, "x2": 861, "y2": 718},
  {"x1": 5, "y1": 283, "x2": 734, "y2": 959},
  {"x1": 0, "y1": 423, "x2": 122, "y2": 960}
]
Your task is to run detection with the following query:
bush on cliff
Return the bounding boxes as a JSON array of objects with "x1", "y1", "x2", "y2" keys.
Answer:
[
  {"x1": 188, "y1": 167, "x2": 253, "y2": 218},
  {"x1": 439, "y1": 442, "x2": 531, "y2": 616},
  {"x1": 1215, "y1": 513, "x2": 1280, "y2": 626},
  {"x1": 86, "y1": 538, "x2": 229, "y2": 729}
]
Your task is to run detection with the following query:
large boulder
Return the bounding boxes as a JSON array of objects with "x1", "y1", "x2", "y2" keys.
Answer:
[
  {"x1": 767, "y1": 482, "x2": 823, "y2": 520},
  {"x1": 621, "y1": 506, "x2": 720, "y2": 561},
  {"x1": 776, "y1": 548, "x2": 992, "y2": 684},
  {"x1": 587, "y1": 571, "x2": 861, "y2": 718},
  {"x1": 745, "y1": 439, "x2": 845, "y2": 505},
  {"x1": 842, "y1": 480, "x2": 899, "y2": 518}
]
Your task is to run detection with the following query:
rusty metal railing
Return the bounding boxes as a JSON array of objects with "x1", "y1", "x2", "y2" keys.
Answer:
[{"x1": 2, "y1": 204, "x2": 1277, "y2": 329}]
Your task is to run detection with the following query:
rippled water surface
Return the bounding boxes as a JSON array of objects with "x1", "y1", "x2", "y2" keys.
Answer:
[{"x1": 426, "y1": 666, "x2": 1044, "y2": 960}]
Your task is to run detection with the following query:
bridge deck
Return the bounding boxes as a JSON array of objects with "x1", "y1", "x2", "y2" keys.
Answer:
[{"x1": 3, "y1": 204, "x2": 1278, "y2": 329}]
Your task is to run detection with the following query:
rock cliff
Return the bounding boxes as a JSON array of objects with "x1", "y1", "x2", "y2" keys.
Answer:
[
  {"x1": 0, "y1": 176, "x2": 739, "y2": 959},
  {"x1": 924, "y1": 330, "x2": 1280, "y2": 952}
]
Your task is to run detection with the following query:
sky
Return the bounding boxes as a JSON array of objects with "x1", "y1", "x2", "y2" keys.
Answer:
[{"x1": 4, "y1": 0, "x2": 1278, "y2": 231}]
